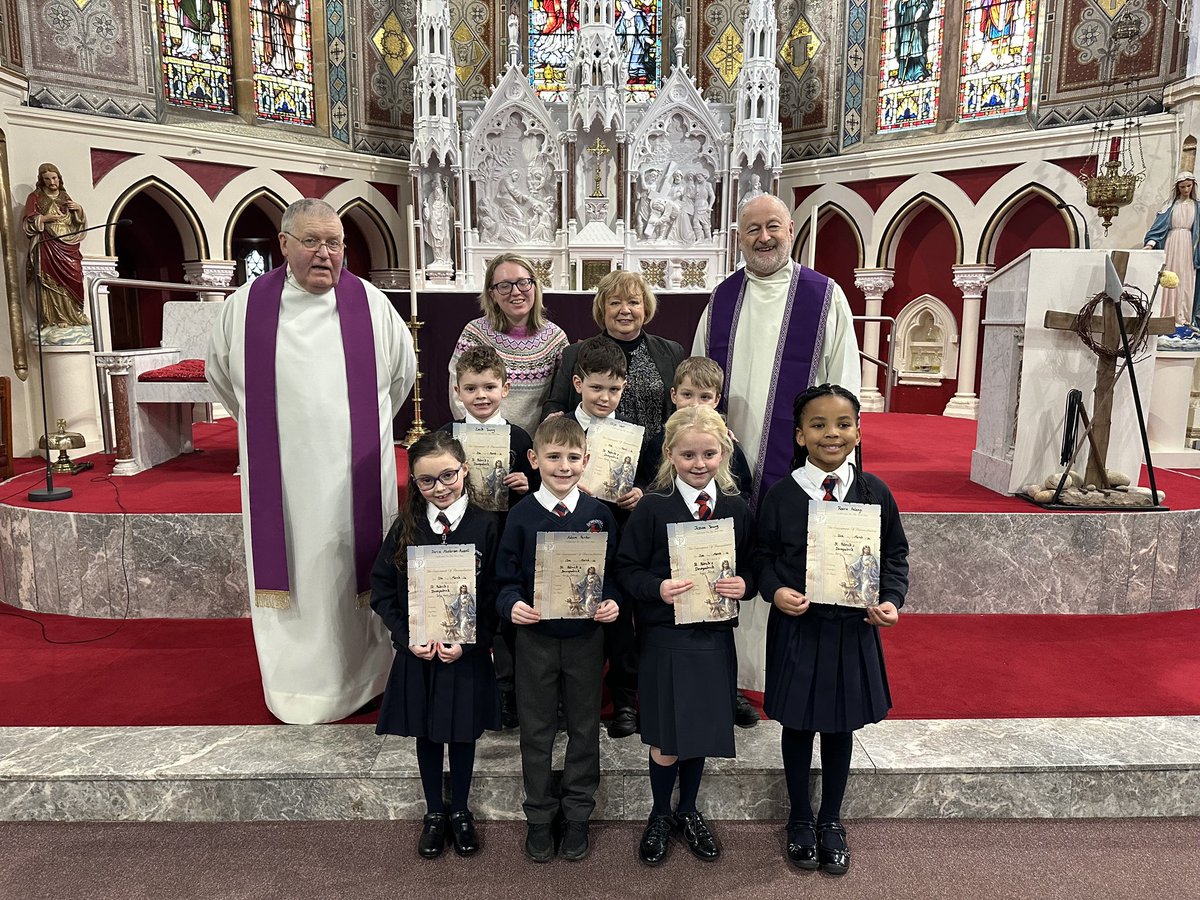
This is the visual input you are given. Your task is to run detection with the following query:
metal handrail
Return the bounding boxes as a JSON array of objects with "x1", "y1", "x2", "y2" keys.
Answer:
[
  {"x1": 88, "y1": 277, "x2": 237, "y2": 453},
  {"x1": 852, "y1": 314, "x2": 897, "y2": 412}
]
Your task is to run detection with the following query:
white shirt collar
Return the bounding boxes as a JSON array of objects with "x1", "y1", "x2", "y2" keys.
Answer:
[
  {"x1": 574, "y1": 403, "x2": 615, "y2": 430},
  {"x1": 792, "y1": 458, "x2": 856, "y2": 503},
  {"x1": 535, "y1": 485, "x2": 580, "y2": 514},
  {"x1": 675, "y1": 476, "x2": 718, "y2": 517},
  {"x1": 464, "y1": 411, "x2": 507, "y2": 426},
  {"x1": 426, "y1": 493, "x2": 469, "y2": 532}
]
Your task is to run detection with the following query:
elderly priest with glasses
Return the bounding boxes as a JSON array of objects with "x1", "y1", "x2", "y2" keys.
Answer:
[{"x1": 207, "y1": 198, "x2": 416, "y2": 724}]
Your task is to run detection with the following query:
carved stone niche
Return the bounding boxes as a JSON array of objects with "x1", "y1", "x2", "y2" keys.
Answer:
[{"x1": 895, "y1": 295, "x2": 959, "y2": 386}]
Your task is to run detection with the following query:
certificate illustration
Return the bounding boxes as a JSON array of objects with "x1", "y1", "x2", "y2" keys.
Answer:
[
  {"x1": 532, "y1": 531, "x2": 609, "y2": 620},
  {"x1": 407, "y1": 544, "x2": 478, "y2": 644},
  {"x1": 580, "y1": 418, "x2": 645, "y2": 502},
  {"x1": 668, "y1": 518, "x2": 738, "y2": 624},
  {"x1": 805, "y1": 501, "x2": 882, "y2": 607},
  {"x1": 453, "y1": 422, "x2": 511, "y2": 512}
]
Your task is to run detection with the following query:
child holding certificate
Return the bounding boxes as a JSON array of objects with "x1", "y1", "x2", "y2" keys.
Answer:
[
  {"x1": 753, "y1": 384, "x2": 909, "y2": 876},
  {"x1": 369, "y1": 432, "x2": 501, "y2": 861},
  {"x1": 615, "y1": 406, "x2": 756, "y2": 867}
]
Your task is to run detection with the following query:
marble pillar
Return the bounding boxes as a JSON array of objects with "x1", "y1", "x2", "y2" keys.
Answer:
[
  {"x1": 182, "y1": 260, "x2": 237, "y2": 302},
  {"x1": 80, "y1": 257, "x2": 120, "y2": 352},
  {"x1": 944, "y1": 264, "x2": 994, "y2": 420},
  {"x1": 94, "y1": 355, "x2": 137, "y2": 476},
  {"x1": 853, "y1": 268, "x2": 894, "y2": 412}
]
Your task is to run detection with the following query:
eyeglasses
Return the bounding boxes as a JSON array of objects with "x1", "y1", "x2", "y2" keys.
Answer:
[
  {"x1": 413, "y1": 466, "x2": 464, "y2": 491},
  {"x1": 489, "y1": 277, "x2": 535, "y2": 295},
  {"x1": 285, "y1": 232, "x2": 345, "y2": 253}
]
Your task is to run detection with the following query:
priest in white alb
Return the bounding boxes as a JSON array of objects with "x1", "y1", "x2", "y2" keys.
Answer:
[
  {"x1": 694, "y1": 193, "x2": 860, "y2": 695},
  {"x1": 207, "y1": 198, "x2": 416, "y2": 724}
]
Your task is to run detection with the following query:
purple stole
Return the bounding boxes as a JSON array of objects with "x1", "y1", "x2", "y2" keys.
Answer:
[
  {"x1": 243, "y1": 265, "x2": 382, "y2": 609},
  {"x1": 706, "y1": 263, "x2": 832, "y2": 512}
]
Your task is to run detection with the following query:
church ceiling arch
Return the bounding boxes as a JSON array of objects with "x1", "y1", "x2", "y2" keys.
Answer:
[
  {"x1": 978, "y1": 184, "x2": 1078, "y2": 264},
  {"x1": 106, "y1": 176, "x2": 206, "y2": 260},
  {"x1": 222, "y1": 188, "x2": 288, "y2": 260},
  {"x1": 876, "y1": 192, "x2": 964, "y2": 268}
]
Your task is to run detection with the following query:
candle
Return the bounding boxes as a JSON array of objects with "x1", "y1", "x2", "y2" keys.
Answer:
[
  {"x1": 1108, "y1": 137, "x2": 1121, "y2": 163},
  {"x1": 406, "y1": 201, "x2": 419, "y2": 319}
]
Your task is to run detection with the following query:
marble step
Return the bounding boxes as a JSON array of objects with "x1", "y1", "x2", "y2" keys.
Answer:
[{"x1": 1, "y1": 717, "x2": 1197, "y2": 822}]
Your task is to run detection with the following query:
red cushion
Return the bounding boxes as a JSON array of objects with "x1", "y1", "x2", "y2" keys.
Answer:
[{"x1": 138, "y1": 359, "x2": 207, "y2": 382}]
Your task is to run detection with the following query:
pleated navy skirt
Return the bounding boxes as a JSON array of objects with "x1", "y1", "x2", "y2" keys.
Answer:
[
  {"x1": 375, "y1": 645, "x2": 502, "y2": 743},
  {"x1": 638, "y1": 626, "x2": 737, "y2": 759},
  {"x1": 763, "y1": 604, "x2": 892, "y2": 733}
]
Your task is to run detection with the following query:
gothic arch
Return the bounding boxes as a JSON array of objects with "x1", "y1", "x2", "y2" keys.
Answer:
[
  {"x1": 876, "y1": 193, "x2": 964, "y2": 268},
  {"x1": 793, "y1": 202, "x2": 866, "y2": 268},
  {"x1": 222, "y1": 188, "x2": 288, "y2": 259},
  {"x1": 105, "y1": 177, "x2": 206, "y2": 259},
  {"x1": 977, "y1": 184, "x2": 1078, "y2": 264},
  {"x1": 336, "y1": 198, "x2": 399, "y2": 270}
]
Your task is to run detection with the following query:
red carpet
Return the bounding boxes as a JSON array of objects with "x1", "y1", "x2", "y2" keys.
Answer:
[
  {"x1": 5, "y1": 414, "x2": 1198, "y2": 514},
  {"x1": 3, "y1": 601, "x2": 1199, "y2": 726}
]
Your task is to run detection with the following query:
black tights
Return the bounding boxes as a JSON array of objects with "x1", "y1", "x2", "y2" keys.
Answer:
[
  {"x1": 780, "y1": 727, "x2": 853, "y2": 825},
  {"x1": 415, "y1": 737, "x2": 476, "y2": 815}
]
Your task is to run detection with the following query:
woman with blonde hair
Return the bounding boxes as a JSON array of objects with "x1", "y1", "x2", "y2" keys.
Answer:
[{"x1": 448, "y1": 252, "x2": 568, "y2": 433}]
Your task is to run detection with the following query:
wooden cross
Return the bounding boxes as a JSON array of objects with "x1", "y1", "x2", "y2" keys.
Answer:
[
  {"x1": 585, "y1": 138, "x2": 609, "y2": 199},
  {"x1": 1042, "y1": 251, "x2": 1174, "y2": 488}
]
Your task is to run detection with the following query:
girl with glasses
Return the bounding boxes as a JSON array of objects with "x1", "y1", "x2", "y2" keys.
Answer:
[{"x1": 369, "y1": 431, "x2": 502, "y2": 860}]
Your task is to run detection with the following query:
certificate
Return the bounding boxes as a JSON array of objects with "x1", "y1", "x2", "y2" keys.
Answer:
[
  {"x1": 805, "y1": 501, "x2": 882, "y2": 607},
  {"x1": 407, "y1": 544, "x2": 479, "y2": 644},
  {"x1": 453, "y1": 422, "x2": 512, "y2": 512},
  {"x1": 580, "y1": 418, "x2": 645, "y2": 502},
  {"x1": 532, "y1": 530, "x2": 608, "y2": 620},
  {"x1": 668, "y1": 518, "x2": 738, "y2": 624}
]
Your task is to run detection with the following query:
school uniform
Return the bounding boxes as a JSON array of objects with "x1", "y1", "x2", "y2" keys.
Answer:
[
  {"x1": 495, "y1": 487, "x2": 621, "y2": 824},
  {"x1": 636, "y1": 427, "x2": 754, "y2": 504},
  {"x1": 616, "y1": 478, "x2": 757, "y2": 759},
  {"x1": 372, "y1": 497, "x2": 503, "y2": 743},
  {"x1": 754, "y1": 461, "x2": 909, "y2": 733}
]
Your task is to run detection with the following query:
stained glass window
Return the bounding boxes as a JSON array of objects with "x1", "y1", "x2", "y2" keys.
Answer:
[
  {"x1": 958, "y1": 0, "x2": 1037, "y2": 121},
  {"x1": 529, "y1": 1, "x2": 662, "y2": 101},
  {"x1": 249, "y1": 0, "x2": 315, "y2": 124},
  {"x1": 159, "y1": 0, "x2": 234, "y2": 112},
  {"x1": 877, "y1": 0, "x2": 944, "y2": 132}
]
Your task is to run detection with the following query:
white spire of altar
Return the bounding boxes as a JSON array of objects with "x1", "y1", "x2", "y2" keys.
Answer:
[{"x1": 733, "y1": 0, "x2": 782, "y2": 175}]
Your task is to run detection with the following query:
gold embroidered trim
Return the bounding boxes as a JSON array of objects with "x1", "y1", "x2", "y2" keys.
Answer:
[
  {"x1": 255, "y1": 589, "x2": 291, "y2": 610},
  {"x1": 356, "y1": 590, "x2": 371, "y2": 609}
]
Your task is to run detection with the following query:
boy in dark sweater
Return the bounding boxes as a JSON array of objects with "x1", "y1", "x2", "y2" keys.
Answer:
[
  {"x1": 440, "y1": 345, "x2": 539, "y2": 729},
  {"x1": 496, "y1": 417, "x2": 621, "y2": 864}
]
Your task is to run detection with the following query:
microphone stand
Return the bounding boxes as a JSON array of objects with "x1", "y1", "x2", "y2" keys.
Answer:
[
  {"x1": 27, "y1": 219, "x2": 127, "y2": 503},
  {"x1": 1056, "y1": 202, "x2": 1091, "y2": 250}
]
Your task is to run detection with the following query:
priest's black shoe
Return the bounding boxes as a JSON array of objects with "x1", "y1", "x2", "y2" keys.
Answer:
[
  {"x1": 525, "y1": 822, "x2": 555, "y2": 863},
  {"x1": 673, "y1": 810, "x2": 720, "y2": 861},
  {"x1": 818, "y1": 821, "x2": 850, "y2": 875},
  {"x1": 417, "y1": 812, "x2": 447, "y2": 859},
  {"x1": 560, "y1": 820, "x2": 590, "y2": 861},
  {"x1": 448, "y1": 810, "x2": 480, "y2": 857},
  {"x1": 608, "y1": 706, "x2": 637, "y2": 739},
  {"x1": 785, "y1": 820, "x2": 819, "y2": 870},
  {"x1": 500, "y1": 690, "x2": 519, "y2": 729},
  {"x1": 734, "y1": 692, "x2": 760, "y2": 728},
  {"x1": 638, "y1": 813, "x2": 673, "y2": 866}
]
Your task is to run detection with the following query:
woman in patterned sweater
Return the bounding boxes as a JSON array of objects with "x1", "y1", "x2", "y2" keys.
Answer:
[{"x1": 448, "y1": 253, "x2": 569, "y2": 434}]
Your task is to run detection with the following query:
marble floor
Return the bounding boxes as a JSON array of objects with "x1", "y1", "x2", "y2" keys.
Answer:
[{"x1": 2, "y1": 716, "x2": 1197, "y2": 822}]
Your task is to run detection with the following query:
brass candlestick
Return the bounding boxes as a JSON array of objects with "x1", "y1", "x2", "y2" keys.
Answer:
[{"x1": 402, "y1": 317, "x2": 429, "y2": 447}]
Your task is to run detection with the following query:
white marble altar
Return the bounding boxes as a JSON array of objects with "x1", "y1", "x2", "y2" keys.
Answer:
[{"x1": 1148, "y1": 351, "x2": 1200, "y2": 467}]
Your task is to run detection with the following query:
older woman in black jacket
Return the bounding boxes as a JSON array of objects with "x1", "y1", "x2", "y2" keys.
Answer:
[{"x1": 541, "y1": 270, "x2": 685, "y2": 448}]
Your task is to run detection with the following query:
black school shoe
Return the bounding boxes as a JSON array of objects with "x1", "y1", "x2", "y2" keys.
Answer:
[
  {"x1": 500, "y1": 690, "x2": 519, "y2": 729},
  {"x1": 448, "y1": 810, "x2": 480, "y2": 857},
  {"x1": 785, "y1": 820, "x2": 819, "y2": 870},
  {"x1": 417, "y1": 812, "x2": 447, "y2": 859},
  {"x1": 560, "y1": 820, "x2": 590, "y2": 861},
  {"x1": 817, "y1": 821, "x2": 850, "y2": 875},
  {"x1": 735, "y1": 692, "x2": 760, "y2": 728},
  {"x1": 525, "y1": 822, "x2": 555, "y2": 863},
  {"x1": 673, "y1": 810, "x2": 720, "y2": 861},
  {"x1": 638, "y1": 813, "x2": 673, "y2": 866},
  {"x1": 608, "y1": 706, "x2": 637, "y2": 739}
]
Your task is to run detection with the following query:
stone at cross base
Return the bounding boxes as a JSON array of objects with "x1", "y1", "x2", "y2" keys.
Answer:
[{"x1": 1040, "y1": 251, "x2": 1173, "y2": 498}]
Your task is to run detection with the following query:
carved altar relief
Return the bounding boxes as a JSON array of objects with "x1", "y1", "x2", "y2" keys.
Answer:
[{"x1": 896, "y1": 295, "x2": 959, "y2": 386}]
